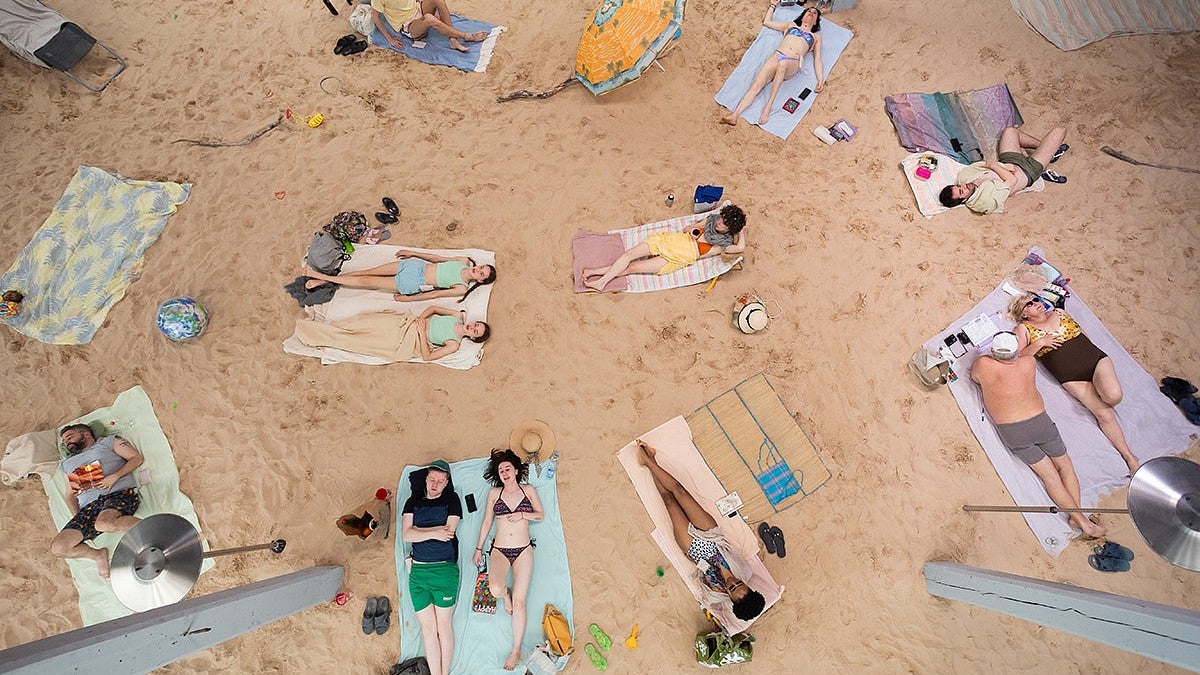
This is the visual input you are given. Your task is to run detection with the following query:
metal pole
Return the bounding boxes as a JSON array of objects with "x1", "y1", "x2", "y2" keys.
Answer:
[
  {"x1": 962, "y1": 505, "x2": 1130, "y2": 514},
  {"x1": 202, "y1": 539, "x2": 286, "y2": 558}
]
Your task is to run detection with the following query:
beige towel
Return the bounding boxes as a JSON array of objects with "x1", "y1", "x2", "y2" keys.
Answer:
[
  {"x1": 1, "y1": 431, "x2": 60, "y2": 485},
  {"x1": 294, "y1": 311, "x2": 422, "y2": 362}
]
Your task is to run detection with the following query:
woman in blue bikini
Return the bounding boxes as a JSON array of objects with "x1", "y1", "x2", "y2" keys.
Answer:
[
  {"x1": 473, "y1": 449, "x2": 544, "y2": 670},
  {"x1": 722, "y1": 4, "x2": 825, "y2": 127}
]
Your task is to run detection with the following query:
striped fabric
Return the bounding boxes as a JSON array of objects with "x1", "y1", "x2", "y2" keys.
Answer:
[
  {"x1": 1010, "y1": 0, "x2": 1200, "y2": 51},
  {"x1": 610, "y1": 211, "x2": 742, "y2": 293},
  {"x1": 885, "y1": 83, "x2": 1024, "y2": 165}
]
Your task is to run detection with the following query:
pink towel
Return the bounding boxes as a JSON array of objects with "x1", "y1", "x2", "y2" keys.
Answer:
[{"x1": 571, "y1": 229, "x2": 628, "y2": 293}]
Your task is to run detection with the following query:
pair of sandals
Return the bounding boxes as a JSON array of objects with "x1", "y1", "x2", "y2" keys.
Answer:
[
  {"x1": 583, "y1": 623, "x2": 611, "y2": 671},
  {"x1": 363, "y1": 197, "x2": 402, "y2": 243},
  {"x1": 1088, "y1": 541, "x2": 1135, "y2": 573},
  {"x1": 1041, "y1": 143, "x2": 1070, "y2": 184},
  {"x1": 362, "y1": 596, "x2": 392, "y2": 634},
  {"x1": 335, "y1": 34, "x2": 368, "y2": 56},
  {"x1": 757, "y1": 522, "x2": 787, "y2": 558}
]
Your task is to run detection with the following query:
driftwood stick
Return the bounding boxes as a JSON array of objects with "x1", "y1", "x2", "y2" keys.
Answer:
[
  {"x1": 497, "y1": 77, "x2": 578, "y2": 103},
  {"x1": 172, "y1": 113, "x2": 286, "y2": 148},
  {"x1": 1101, "y1": 146, "x2": 1200, "y2": 175}
]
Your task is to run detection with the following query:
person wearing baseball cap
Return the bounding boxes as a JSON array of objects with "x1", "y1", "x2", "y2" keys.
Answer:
[
  {"x1": 971, "y1": 331, "x2": 1106, "y2": 538},
  {"x1": 402, "y1": 459, "x2": 461, "y2": 675}
]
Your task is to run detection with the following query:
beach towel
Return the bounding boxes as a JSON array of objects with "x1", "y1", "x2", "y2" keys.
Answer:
[
  {"x1": 685, "y1": 374, "x2": 831, "y2": 524},
  {"x1": 714, "y1": 10, "x2": 853, "y2": 139},
  {"x1": 351, "y1": 2, "x2": 505, "y2": 73},
  {"x1": 19, "y1": 385, "x2": 212, "y2": 625},
  {"x1": 395, "y1": 456, "x2": 572, "y2": 674},
  {"x1": 885, "y1": 84, "x2": 1024, "y2": 165},
  {"x1": 0, "y1": 166, "x2": 190, "y2": 345},
  {"x1": 1010, "y1": 0, "x2": 1200, "y2": 51},
  {"x1": 616, "y1": 417, "x2": 784, "y2": 635},
  {"x1": 900, "y1": 152, "x2": 1045, "y2": 218},
  {"x1": 573, "y1": 211, "x2": 742, "y2": 294},
  {"x1": 926, "y1": 248, "x2": 1199, "y2": 555},
  {"x1": 282, "y1": 245, "x2": 495, "y2": 370}
]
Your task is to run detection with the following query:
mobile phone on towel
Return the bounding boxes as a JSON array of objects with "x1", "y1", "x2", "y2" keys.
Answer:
[
  {"x1": 799, "y1": 87, "x2": 812, "y2": 100},
  {"x1": 465, "y1": 493, "x2": 477, "y2": 513},
  {"x1": 783, "y1": 98, "x2": 800, "y2": 113},
  {"x1": 944, "y1": 334, "x2": 967, "y2": 358}
]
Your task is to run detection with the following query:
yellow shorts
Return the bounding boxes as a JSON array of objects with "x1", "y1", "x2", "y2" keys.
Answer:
[{"x1": 645, "y1": 232, "x2": 699, "y2": 274}]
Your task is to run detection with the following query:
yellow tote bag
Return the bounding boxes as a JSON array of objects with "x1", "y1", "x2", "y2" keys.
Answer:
[{"x1": 542, "y1": 604, "x2": 573, "y2": 656}]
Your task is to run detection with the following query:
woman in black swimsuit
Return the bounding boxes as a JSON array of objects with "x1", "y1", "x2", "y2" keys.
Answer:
[{"x1": 473, "y1": 449, "x2": 544, "y2": 670}]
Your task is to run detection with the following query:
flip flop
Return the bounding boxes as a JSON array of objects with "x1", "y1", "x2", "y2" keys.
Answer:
[
  {"x1": 1050, "y1": 143, "x2": 1069, "y2": 164},
  {"x1": 363, "y1": 228, "x2": 392, "y2": 245},
  {"x1": 1041, "y1": 170, "x2": 1067, "y2": 184},
  {"x1": 757, "y1": 522, "x2": 777, "y2": 555},
  {"x1": 1094, "y1": 541, "x2": 1135, "y2": 561},
  {"x1": 382, "y1": 196, "x2": 400, "y2": 216},
  {"x1": 374, "y1": 596, "x2": 391, "y2": 635},
  {"x1": 583, "y1": 643, "x2": 608, "y2": 671},
  {"x1": 362, "y1": 596, "x2": 378, "y2": 635},
  {"x1": 1088, "y1": 554, "x2": 1130, "y2": 573},
  {"x1": 334, "y1": 34, "x2": 356, "y2": 56},
  {"x1": 374, "y1": 211, "x2": 398, "y2": 224},
  {"x1": 344, "y1": 40, "x2": 368, "y2": 56},
  {"x1": 588, "y1": 622, "x2": 612, "y2": 651},
  {"x1": 769, "y1": 525, "x2": 787, "y2": 558}
]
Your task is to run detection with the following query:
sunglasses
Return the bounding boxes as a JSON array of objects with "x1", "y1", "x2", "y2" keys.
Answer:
[{"x1": 1023, "y1": 295, "x2": 1047, "y2": 310}]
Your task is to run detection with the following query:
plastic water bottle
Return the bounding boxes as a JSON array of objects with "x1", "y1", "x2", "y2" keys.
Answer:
[
  {"x1": 543, "y1": 451, "x2": 559, "y2": 479},
  {"x1": 666, "y1": 193, "x2": 675, "y2": 207}
]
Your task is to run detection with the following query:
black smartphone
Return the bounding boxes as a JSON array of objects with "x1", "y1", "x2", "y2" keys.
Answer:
[
  {"x1": 956, "y1": 330, "x2": 971, "y2": 346},
  {"x1": 798, "y1": 88, "x2": 812, "y2": 100},
  {"x1": 944, "y1": 334, "x2": 967, "y2": 358},
  {"x1": 465, "y1": 493, "x2": 477, "y2": 513}
]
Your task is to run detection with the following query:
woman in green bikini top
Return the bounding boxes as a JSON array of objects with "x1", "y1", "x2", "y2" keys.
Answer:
[
  {"x1": 302, "y1": 249, "x2": 496, "y2": 303},
  {"x1": 417, "y1": 306, "x2": 490, "y2": 361}
]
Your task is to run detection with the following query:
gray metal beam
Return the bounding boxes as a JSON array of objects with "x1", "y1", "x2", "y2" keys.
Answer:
[
  {"x1": 925, "y1": 562, "x2": 1200, "y2": 673},
  {"x1": 0, "y1": 565, "x2": 344, "y2": 674}
]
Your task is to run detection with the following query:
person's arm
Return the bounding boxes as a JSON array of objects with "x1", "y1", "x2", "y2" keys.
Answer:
[
  {"x1": 984, "y1": 161, "x2": 1019, "y2": 191},
  {"x1": 519, "y1": 486, "x2": 545, "y2": 523},
  {"x1": 64, "y1": 476, "x2": 80, "y2": 515},
  {"x1": 422, "y1": 340, "x2": 461, "y2": 362},
  {"x1": 1016, "y1": 322, "x2": 1061, "y2": 356},
  {"x1": 401, "y1": 512, "x2": 456, "y2": 543},
  {"x1": 726, "y1": 230, "x2": 747, "y2": 255},
  {"x1": 813, "y1": 34, "x2": 825, "y2": 91},
  {"x1": 392, "y1": 287, "x2": 467, "y2": 302},
  {"x1": 473, "y1": 489, "x2": 500, "y2": 567},
  {"x1": 371, "y1": 8, "x2": 405, "y2": 50},
  {"x1": 96, "y1": 437, "x2": 143, "y2": 491},
  {"x1": 763, "y1": 2, "x2": 790, "y2": 31},
  {"x1": 394, "y1": 250, "x2": 453, "y2": 263},
  {"x1": 426, "y1": 306, "x2": 466, "y2": 318}
]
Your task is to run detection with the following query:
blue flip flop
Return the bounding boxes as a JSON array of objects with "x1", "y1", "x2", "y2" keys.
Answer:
[
  {"x1": 1050, "y1": 143, "x2": 1069, "y2": 164},
  {"x1": 362, "y1": 596, "x2": 379, "y2": 634},
  {"x1": 1041, "y1": 170, "x2": 1068, "y2": 184},
  {"x1": 1094, "y1": 541, "x2": 1134, "y2": 561},
  {"x1": 1088, "y1": 554, "x2": 1130, "y2": 573},
  {"x1": 374, "y1": 596, "x2": 391, "y2": 635}
]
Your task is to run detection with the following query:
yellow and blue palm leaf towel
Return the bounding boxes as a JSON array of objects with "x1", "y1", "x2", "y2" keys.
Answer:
[{"x1": 0, "y1": 166, "x2": 190, "y2": 344}]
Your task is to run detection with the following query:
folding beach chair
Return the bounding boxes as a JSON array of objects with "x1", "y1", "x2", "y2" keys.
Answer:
[{"x1": 0, "y1": 0, "x2": 126, "y2": 92}]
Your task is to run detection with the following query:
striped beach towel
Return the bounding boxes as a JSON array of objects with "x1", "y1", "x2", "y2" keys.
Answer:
[
  {"x1": 885, "y1": 83, "x2": 1024, "y2": 165},
  {"x1": 610, "y1": 212, "x2": 742, "y2": 293},
  {"x1": 1010, "y1": 0, "x2": 1200, "y2": 51}
]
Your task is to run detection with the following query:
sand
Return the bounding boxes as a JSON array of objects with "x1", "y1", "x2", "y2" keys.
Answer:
[{"x1": 1, "y1": 0, "x2": 1199, "y2": 672}]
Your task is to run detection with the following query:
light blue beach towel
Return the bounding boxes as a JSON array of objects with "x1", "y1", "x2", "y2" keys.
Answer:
[
  {"x1": 395, "y1": 456, "x2": 573, "y2": 674},
  {"x1": 714, "y1": 11, "x2": 853, "y2": 139},
  {"x1": 361, "y1": 2, "x2": 505, "y2": 73}
]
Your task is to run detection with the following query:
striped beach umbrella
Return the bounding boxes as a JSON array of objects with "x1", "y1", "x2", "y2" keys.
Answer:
[{"x1": 575, "y1": 0, "x2": 685, "y2": 95}]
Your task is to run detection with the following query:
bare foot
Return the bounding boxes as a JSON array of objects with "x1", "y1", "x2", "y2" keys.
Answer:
[
  {"x1": 635, "y1": 439, "x2": 656, "y2": 464},
  {"x1": 757, "y1": 110, "x2": 770, "y2": 126},
  {"x1": 581, "y1": 267, "x2": 603, "y2": 279},
  {"x1": 448, "y1": 37, "x2": 469, "y2": 53},
  {"x1": 503, "y1": 650, "x2": 520, "y2": 670},
  {"x1": 1124, "y1": 455, "x2": 1141, "y2": 476},
  {"x1": 1076, "y1": 515, "x2": 1107, "y2": 539},
  {"x1": 466, "y1": 30, "x2": 488, "y2": 42},
  {"x1": 93, "y1": 550, "x2": 111, "y2": 579},
  {"x1": 720, "y1": 114, "x2": 738, "y2": 126},
  {"x1": 584, "y1": 278, "x2": 606, "y2": 292}
]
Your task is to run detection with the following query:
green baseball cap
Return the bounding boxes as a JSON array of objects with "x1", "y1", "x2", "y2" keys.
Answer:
[{"x1": 427, "y1": 459, "x2": 451, "y2": 474}]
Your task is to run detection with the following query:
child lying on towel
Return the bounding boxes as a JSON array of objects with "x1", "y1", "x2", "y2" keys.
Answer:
[
  {"x1": 294, "y1": 305, "x2": 490, "y2": 362},
  {"x1": 582, "y1": 204, "x2": 747, "y2": 292},
  {"x1": 636, "y1": 439, "x2": 766, "y2": 621}
]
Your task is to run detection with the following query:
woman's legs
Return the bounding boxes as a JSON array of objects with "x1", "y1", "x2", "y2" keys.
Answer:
[
  {"x1": 1064, "y1": 365, "x2": 1139, "y2": 474},
  {"x1": 409, "y1": 0, "x2": 487, "y2": 51},
  {"x1": 506, "y1": 548, "x2": 534, "y2": 670},
  {"x1": 758, "y1": 59, "x2": 801, "y2": 125},
  {"x1": 636, "y1": 440, "x2": 718, "y2": 551},
  {"x1": 722, "y1": 58, "x2": 780, "y2": 125},
  {"x1": 487, "y1": 548, "x2": 513, "y2": 615},
  {"x1": 303, "y1": 260, "x2": 403, "y2": 291},
  {"x1": 582, "y1": 242, "x2": 664, "y2": 291}
]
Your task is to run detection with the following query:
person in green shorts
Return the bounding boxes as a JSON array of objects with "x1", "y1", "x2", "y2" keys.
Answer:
[
  {"x1": 939, "y1": 126, "x2": 1070, "y2": 214},
  {"x1": 402, "y1": 460, "x2": 462, "y2": 675}
]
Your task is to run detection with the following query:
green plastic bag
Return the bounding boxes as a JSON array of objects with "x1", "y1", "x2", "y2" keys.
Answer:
[{"x1": 694, "y1": 630, "x2": 755, "y2": 668}]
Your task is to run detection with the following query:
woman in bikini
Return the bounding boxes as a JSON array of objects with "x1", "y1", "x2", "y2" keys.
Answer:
[
  {"x1": 473, "y1": 449, "x2": 544, "y2": 671},
  {"x1": 582, "y1": 204, "x2": 747, "y2": 292},
  {"x1": 303, "y1": 249, "x2": 496, "y2": 303},
  {"x1": 722, "y1": 4, "x2": 825, "y2": 127},
  {"x1": 1010, "y1": 292, "x2": 1140, "y2": 474}
]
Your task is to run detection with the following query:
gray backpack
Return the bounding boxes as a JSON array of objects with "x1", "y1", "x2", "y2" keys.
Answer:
[{"x1": 306, "y1": 232, "x2": 350, "y2": 275}]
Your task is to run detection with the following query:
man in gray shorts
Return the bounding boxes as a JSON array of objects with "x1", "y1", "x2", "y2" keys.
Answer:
[
  {"x1": 938, "y1": 126, "x2": 1069, "y2": 214},
  {"x1": 971, "y1": 332, "x2": 1106, "y2": 537}
]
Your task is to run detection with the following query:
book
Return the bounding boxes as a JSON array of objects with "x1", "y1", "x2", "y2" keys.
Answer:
[{"x1": 961, "y1": 313, "x2": 1001, "y2": 347}]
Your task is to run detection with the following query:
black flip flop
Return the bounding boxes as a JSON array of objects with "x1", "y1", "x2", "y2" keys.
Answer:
[
  {"x1": 1094, "y1": 541, "x2": 1134, "y2": 561},
  {"x1": 757, "y1": 522, "x2": 777, "y2": 556},
  {"x1": 382, "y1": 196, "x2": 400, "y2": 216},
  {"x1": 344, "y1": 40, "x2": 368, "y2": 56},
  {"x1": 1088, "y1": 554, "x2": 1129, "y2": 573},
  {"x1": 334, "y1": 34, "x2": 356, "y2": 55},
  {"x1": 769, "y1": 526, "x2": 786, "y2": 558},
  {"x1": 375, "y1": 211, "x2": 398, "y2": 224},
  {"x1": 362, "y1": 596, "x2": 378, "y2": 635},
  {"x1": 1041, "y1": 170, "x2": 1067, "y2": 184},
  {"x1": 374, "y1": 596, "x2": 391, "y2": 635},
  {"x1": 1050, "y1": 143, "x2": 1069, "y2": 164}
]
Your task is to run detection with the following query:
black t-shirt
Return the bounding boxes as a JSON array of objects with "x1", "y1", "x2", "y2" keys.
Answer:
[{"x1": 402, "y1": 489, "x2": 462, "y2": 563}]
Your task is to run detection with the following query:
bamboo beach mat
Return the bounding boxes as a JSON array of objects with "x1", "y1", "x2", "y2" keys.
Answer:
[{"x1": 685, "y1": 374, "x2": 830, "y2": 523}]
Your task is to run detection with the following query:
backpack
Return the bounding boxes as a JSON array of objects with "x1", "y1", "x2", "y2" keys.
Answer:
[
  {"x1": 306, "y1": 232, "x2": 351, "y2": 275},
  {"x1": 389, "y1": 657, "x2": 430, "y2": 675},
  {"x1": 694, "y1": 630, "x2": 755, "y2": 668},
  {"x1": 323, "y1": 211, "x2": 371, "y2": 244},
  {"x1": 542, "y1": 603, "x2": 573, "y2": 656}
]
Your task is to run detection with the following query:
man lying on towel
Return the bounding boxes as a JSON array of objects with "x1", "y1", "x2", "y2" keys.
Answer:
[
  {"x1": 971, "y1": 333, "x2": 1106, "y2": 537},
  {"x1": 50, "y1": 425, "x2": 144, "y2": 578},
  {"x1": 637, "y1": 440, "x2": 766, "y2": 621},
  {"x1": 939, "y1": 126, "x2": 1070, "y2": 214},
  {"x1": 582, "y1": 204, "x2": 748, "y2": 292}
]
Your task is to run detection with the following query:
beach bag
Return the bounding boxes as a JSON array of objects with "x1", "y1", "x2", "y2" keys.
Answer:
[
  {"x1": 348, "y1": 3, "x2": 372, "y2": 36},
  {"x1": 389, "y1": 657, "x2": 431, "y2": 675},
  {"x1": 542, "y1": 603, "x2": 574, "y2": 656},
  {"x1": 471, "y1": 562, "x2": 497, "y2": 614},
  {"x1": 307, "y1": 232, "x2": 351, "y2": 275},
  {"x1": 524, "y1": 643, "x2": 571, "y2": 675},
  {"x1": 324, "y1": 210, "x2": 371, "y2": 243},
  {"x1": 694, "y1": 630, "x2": 755, "y2": 668},
  {"x1": 694, "y1": 185, "x2": 724, "y2": 213}
]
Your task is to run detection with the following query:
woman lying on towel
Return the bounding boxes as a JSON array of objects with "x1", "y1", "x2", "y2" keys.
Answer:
[
  {"x1": 472, "y1": 449, "x2": 544, "y2": 671},
  {"x1": 582, "y1": 204, "x2": 747, "y2": 292},
  {"x1": 303, "y1": 250, "x2": 496, "y2": 303},
  {"x1": 722, "y1": 5, "x2": 824, "y2": 127},
  {"x1": 637, "y1": 440, "x2": 766, "y2": 622},
  {"x1": 294, "y1": 305, "x2": 490, "y2": 362},
  {"x1": 1009, "y1": 292, "x2": 1140, "y2": 474}
]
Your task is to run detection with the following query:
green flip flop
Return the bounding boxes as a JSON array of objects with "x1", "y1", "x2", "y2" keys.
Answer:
[
  {"x1": 588, "y1": 622, "x2": 612, "y2": 651},
  {"x1": 584, "y1": 643, "x2": 608, "y2": 671}
]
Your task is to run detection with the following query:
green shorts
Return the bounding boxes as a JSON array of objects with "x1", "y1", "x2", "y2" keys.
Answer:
[
  {"x1": 997, "y1": 151, "x2": 1045, "y2": 187},
  {"x1": 408, "y1": 562, "x2": 460, "y2": 611}
]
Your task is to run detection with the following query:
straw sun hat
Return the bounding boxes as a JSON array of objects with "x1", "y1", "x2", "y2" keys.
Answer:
[{"x1": 509, "y1": 419, "x2": 556, "y2": 459}]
